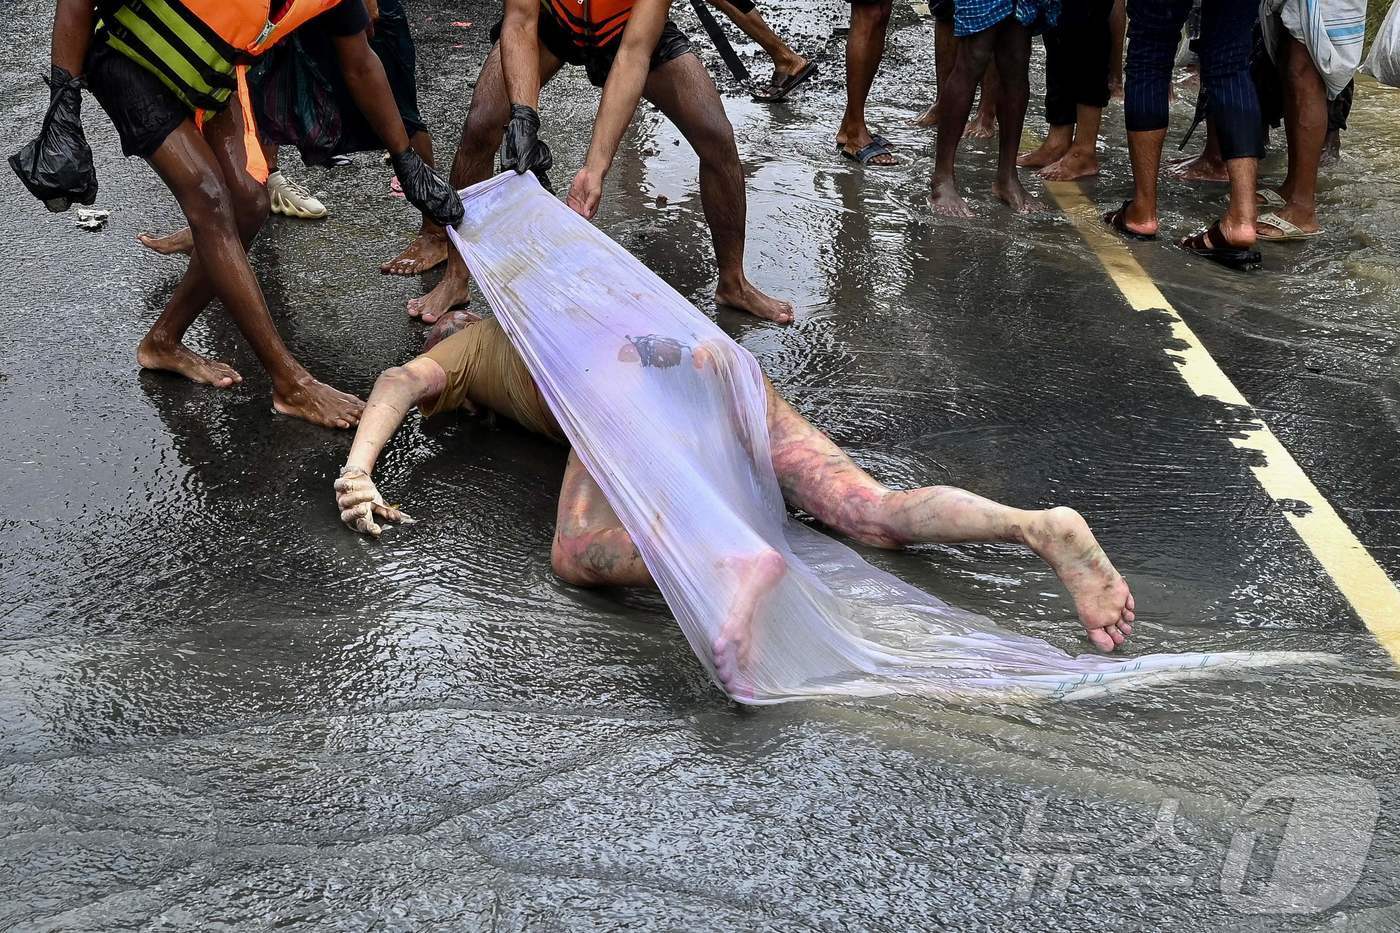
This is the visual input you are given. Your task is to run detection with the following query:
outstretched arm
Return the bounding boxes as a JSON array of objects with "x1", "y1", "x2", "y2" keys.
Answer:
[
  {"x1": 336, "y1": 358, "x2": 447, "y2": 535},
  {"x1": 567, "y1": 0, "x2": 670, "y2": 218}
]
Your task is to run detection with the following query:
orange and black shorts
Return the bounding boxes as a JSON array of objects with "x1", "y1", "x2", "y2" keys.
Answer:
[{"x1": 490, "y1": 12, "x2": 692, "y2": 89}]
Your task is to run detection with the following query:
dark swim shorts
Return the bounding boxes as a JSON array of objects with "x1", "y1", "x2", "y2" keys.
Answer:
[
  {"x1": 490, "y1": 15, "x2": 693, "y2": 89},
  {"x1": 85, "y1": 40, "x2": 191, "y2": 158}
]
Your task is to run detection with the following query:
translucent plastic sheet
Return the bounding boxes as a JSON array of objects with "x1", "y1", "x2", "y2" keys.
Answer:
[{"x1": 448, "y1": 172, "x2": 1326, "y2": 705}]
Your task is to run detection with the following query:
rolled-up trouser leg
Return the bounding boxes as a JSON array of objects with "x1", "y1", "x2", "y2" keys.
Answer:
[
  {"x1": 1123, "y1": 0, "x2": 1192, "y2": 132},
  {"x1": 1198, "y1": 0, "x2": 1265, "y2": 160}
]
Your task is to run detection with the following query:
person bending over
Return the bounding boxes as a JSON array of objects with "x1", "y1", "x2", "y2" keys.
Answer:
[
  {"x1": 403, "y1": 0, "x2": 794, "y2": 326},
  {"x1": 333, "y1": 313, "x2": 1136, "y2": 690},
  {"x1": 33, "y1": 0, "x2": 461, "y2": 428}
]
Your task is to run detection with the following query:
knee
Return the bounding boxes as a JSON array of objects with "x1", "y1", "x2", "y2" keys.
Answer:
[
  {"x1": 550, "y1": 532, "x2": 599, "y2": 588},
  {"x1": 692, "y1": 114, "x2": 738, "y2": 169},
  {"x1": 463, "y1": 99, "x2": 507, "y2": 157},
  {"x1": 852, "y1": 1, "x2": 892, "y2": 29},
  {"x1": 182, "y1": 176, "x2": 239, "y2": 235},
  {"x1": 233, "y1": 179, "x2": 271, "y2": 234}
]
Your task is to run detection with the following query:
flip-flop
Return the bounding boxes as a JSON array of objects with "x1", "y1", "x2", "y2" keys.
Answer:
[
  {"x1": 1256, "y1": 188, "x2": 1286, "y2": 208},
  {"x1": 751, "y1": 61, "x2": 818, "y2": 102},
  {"x1": 1177, "y1": 221, "x2": 1262, "y2": 271},
  {"x1": 1256, "y1": 211, "x2": 1323, "y2": 241},
  {"x1": 840, "y1": 139, "x2": 898, "y2": 166},
  {"x1": 1103, "y1": 200, "x2": 1157, "y2": 241}
]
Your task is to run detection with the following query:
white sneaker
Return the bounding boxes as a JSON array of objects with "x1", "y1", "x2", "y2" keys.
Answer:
[{"x1": 267, "y1": 170, "x2": 328, "y2": 219}]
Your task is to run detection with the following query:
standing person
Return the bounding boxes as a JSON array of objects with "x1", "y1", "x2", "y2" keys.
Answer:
[
  {"x1": 913, "y1": 2, "x2": 999, "y2": 139},
  {"x1": 837, "y1": 0, "x2": 899, "y2": 166},
  {"x1": 1255, "y1": 0, "x2": 1368, "y2": 241},
  {"x1": 24, "y1": 0, "x2": 461, "y2": 428},
  {"x1": 704, "y1": 0, "x2": 817, "y2": 102},
  {"x1": 405, "y1": 0, "x2": 795, "y2": 326},
  {"x1": 1017, "y1": 0, "x2": 1113, "y2": 181},
  {"x1": 928, "y1": 0, "x2": 1059, "y2": 216},
  {"x1": 1102, "y1": 0, "x2": 1263, "y2": 271}
]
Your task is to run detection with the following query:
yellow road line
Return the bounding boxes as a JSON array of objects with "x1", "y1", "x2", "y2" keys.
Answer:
[{"x1": 1045, "y1": 180, "x2": 1400, "y2": 665}]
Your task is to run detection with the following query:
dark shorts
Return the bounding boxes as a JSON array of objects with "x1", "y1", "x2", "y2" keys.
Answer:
[
  {"x1": 85, "y1": 40, "x2": 193, "y2": 159},
  {"x1": 490, "y1": 16, "x2": 693, "y2": 89},
  {"x1": 931, "y1": 0, "x2": 955, "y2": 22}
]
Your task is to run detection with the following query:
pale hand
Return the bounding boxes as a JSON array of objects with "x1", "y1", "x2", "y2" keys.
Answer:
[
  {"x1": 566, "y1": 167, "x2": 604, "y2": 220},
  {"x1": 335, "y1": 466, "x2": 414, "y2": 537}
]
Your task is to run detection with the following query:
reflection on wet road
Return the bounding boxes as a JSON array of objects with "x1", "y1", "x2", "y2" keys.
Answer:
[{"x1": 2, "y1": 1, "x2": 1399, "y2": 929}]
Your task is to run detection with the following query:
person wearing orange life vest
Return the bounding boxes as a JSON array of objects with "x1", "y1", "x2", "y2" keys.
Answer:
[
  {"x1": 404, "y1": 0, "x2": 797, "y2": 329},
  {"x1": 35, "y1": 0, "x2": 461, "y2": 429}
]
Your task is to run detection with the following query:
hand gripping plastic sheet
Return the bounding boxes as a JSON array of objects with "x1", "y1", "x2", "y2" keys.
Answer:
[{"x1": 448, "y1": 172, "x2": 1327, "y2": 706}]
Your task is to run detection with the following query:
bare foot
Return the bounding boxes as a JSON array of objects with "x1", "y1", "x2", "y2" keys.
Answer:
[
  {"x1": 422, "y1": 308, "x2": 482, "y2": 351},
  {"x1": 1039, "y1": 149, "x2": 1099, "y2": 181},
  {"x1": 137, "y1": 337, "x2": 242, "y2": 388},
  {"x1": 913, "y1": 101, "x2": 939, "y2": 127},
  {"x1": 1023, "y1": 507, "x2": 1135, "y2": 652},
  {"x1": 137, "y1": 228, "x2": 193, "y2": 256},
  {"x1": 928, "y1": 174, "x2": 973, "y2": 218},
  {"x1": 712, "y1": 548, "x2": 787, "y2": 699},
  {"x1": 715, "y1": 279, "x2": 795, "y2": 324},
  {"x1": 407, "y1": 263, "x2": 471, "y2": 324},
  {"x1": 965, "y1": 113, "x2": 996, "y2": 139},
  {"x1": 1168, "y1": 153, "x2": 1229, "y2": 183},
  {"x1": 993, "y1": 175, "x2": 1044, "y2": 214},
  {"x1": 272, "y1": 377, "x2": 365, "y2": 430},
  {"x1": 1018, "y1": 136, "x2": 1070, "y2": 170},
  {"x1": 381, "y1": 229, "x2": 449, "y2": 276}
]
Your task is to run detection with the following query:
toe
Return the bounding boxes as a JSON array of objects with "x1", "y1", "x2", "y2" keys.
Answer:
[{"x1": 1088, "y1": 628, "x2": 1115, "y2": 652}]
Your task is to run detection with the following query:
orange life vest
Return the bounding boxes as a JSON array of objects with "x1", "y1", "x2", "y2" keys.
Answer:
[
  {"x1": 543, "y1": 0, "x2": 637, "y2": 49},
  {"x1": 98, "y1": 0, "x2": 350, "y2": 181}
]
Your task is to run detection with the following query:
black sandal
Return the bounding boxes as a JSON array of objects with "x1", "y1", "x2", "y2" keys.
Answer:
[
  {"x1": 1103, "y1": 200, "x2": 1157, "y2": 241},
  {"x1": 1177, "y1": 221, "x2": 1262, "y2": 272},
  {"x1": 840, "y1": 139, "x2": 898, "y2": 166}
]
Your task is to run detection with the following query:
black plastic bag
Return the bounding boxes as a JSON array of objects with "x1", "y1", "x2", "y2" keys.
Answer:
[{"x1": 9, "y1": 66, "x2": 99, "y2": 212}]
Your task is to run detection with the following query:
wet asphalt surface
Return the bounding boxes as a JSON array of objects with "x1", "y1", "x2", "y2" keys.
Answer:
[{"x1": 4, "y1": 1, "x2": 1400, "y2": 930}]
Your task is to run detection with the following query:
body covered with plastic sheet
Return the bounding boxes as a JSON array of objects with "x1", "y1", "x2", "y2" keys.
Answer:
[{"x1": 445, "y1": 172, "x2": 1324, "y2": 705}]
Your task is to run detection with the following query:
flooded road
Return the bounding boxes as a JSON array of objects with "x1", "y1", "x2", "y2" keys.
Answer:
[{"x1": 3, "y1": 1, "x2": 1399, "y2": 929}]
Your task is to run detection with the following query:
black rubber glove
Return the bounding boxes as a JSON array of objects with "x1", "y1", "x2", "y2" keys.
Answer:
[
  {"x1": 9, "y1": 65, "x2": 99, "y2": 213},
  {"x1": 391, "y1": 148, "x2": 463, "y2": 227},
  {"x1": 500, "y1": 103, "x2": 554, "y2": 192}
]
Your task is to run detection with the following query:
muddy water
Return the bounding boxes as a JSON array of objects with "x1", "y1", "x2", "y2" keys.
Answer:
[{"x1": 2, "y1": 1, "x2": 1399, "y2": 929}]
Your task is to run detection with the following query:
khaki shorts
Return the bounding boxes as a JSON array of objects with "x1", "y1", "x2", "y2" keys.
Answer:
[{"x1": 419, "y1": 317, "x2": 565, "y2": 443}]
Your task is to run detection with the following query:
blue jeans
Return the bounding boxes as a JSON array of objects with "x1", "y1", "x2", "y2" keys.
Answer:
[{"x1": 1124, "y1": 0, "x2": 1264, "y2": 160}]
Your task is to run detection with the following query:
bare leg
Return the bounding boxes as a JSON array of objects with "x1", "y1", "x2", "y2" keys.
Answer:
[
  {"x1": 382, "y1": 129, "x2": 452, "y2": 275},
  {"x1": 1108, "y1": 0, "x2": 1126, "y2": 100},
  {"x1": 965, "y1": 59, "x2": 999, "y2": 139},
  {"x1": 1040, "y1": 102, "x2": 1102, "y2": 180},
  {"x1": 836, "y1": 0, "x2": 898, "y2": 164},
  {"x1": 140, "y1": 101, "x2": 362, "y2": 426},
  {"x1": 551, "y1": 447, "x2": 785, "y2": 696},
  {"x1": 1121, "y1": 127, "x2": 1166, "y2": 236},
  {"x1": 989, "y1": 20, "x2": 1041, "y2": 213},
  {"x1": 644, "y1": 53, "x2": 795, "y2": 324},
  {"x1": 1258, "y1": 36, "x2": 1325, "y2": 238},
  {"x1": 764, "y1": 386, "x2": 1134, "y2": 651},
  {"x1": 930, "y1": 25, "x2": 996, "y2": 217},
  {"x1": 407, "y1": 43, "x2": 563, "y2": 323},
  {"x1": 915, "y1": 17, "x2": 957, "y2": 127},
  {"x1": 706, "y1": 0, "x2": 807, "y2": 87},
  {"x1": 551, "y1": 452, "x2": 653, "y2": 588}
]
